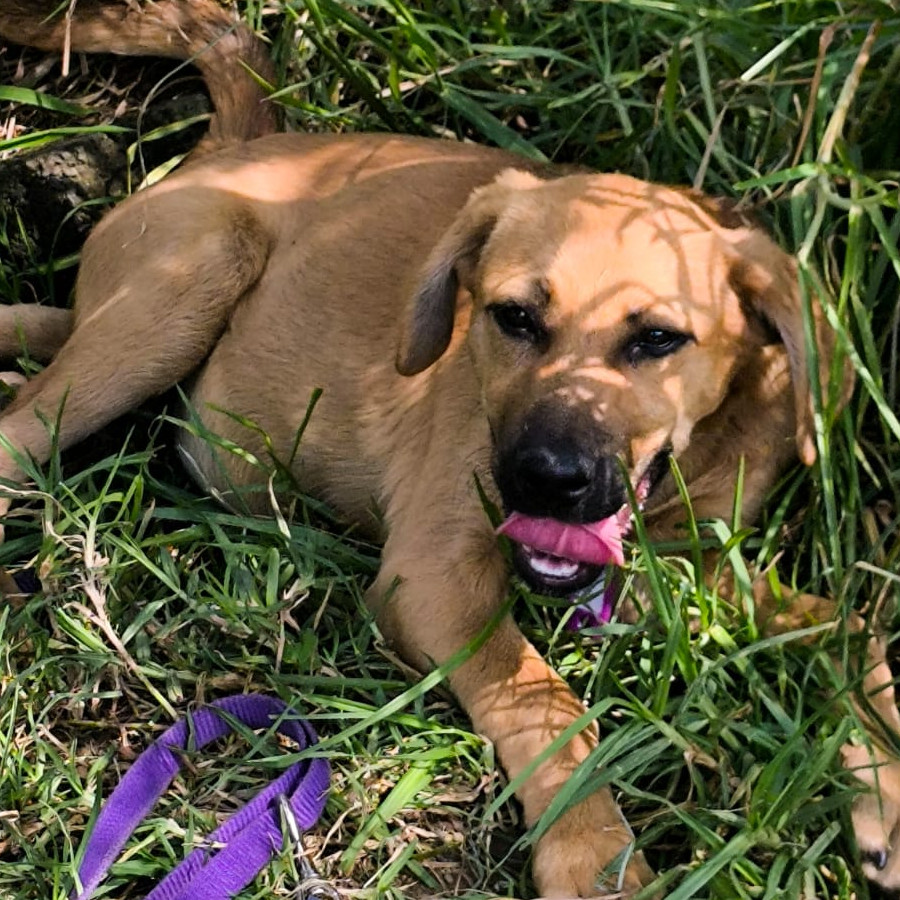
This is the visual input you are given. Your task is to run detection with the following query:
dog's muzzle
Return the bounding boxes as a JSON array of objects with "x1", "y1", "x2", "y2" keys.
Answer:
[{"x1": 495, "y1": 435, "x2": 670, "y2": 602}]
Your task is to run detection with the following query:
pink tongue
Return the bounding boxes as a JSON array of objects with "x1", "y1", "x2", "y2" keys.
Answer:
[{"x1": 496, "y1": 512, "x2": 625, "y2": 567}]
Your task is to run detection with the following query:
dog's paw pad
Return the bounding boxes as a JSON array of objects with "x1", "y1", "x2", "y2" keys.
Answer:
[
  {"x1": 13, "y1": 567, "x2": 41, "y2": 593},
  {"x1": 863, "y1": 848, "x2": 889, "y2": 872}
]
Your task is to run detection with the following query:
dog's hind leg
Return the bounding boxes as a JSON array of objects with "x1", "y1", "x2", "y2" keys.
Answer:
[
  {"x1": 0, "y1": 306, "x2": 74, "y2": 364},
  {"x1": 0, "y1": 187, "x2": 270, "y2": 516},
  {"x1": 0, "y1": 306, "x2": 75, "y2": 410}
]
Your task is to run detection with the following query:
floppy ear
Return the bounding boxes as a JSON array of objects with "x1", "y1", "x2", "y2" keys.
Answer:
[
  {"x1": 729, "y1": 230, "x2": 854, "y2": 466},
  {"x1": 395, "y1": 168, "x2": 544, "y2": 376}
]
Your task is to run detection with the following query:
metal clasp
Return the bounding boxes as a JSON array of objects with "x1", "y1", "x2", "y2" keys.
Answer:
[{"x1": 279, "y1": 795, "x2": 341, "y2": 900}]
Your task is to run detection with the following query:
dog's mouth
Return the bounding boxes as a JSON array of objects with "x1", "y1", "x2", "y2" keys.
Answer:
[
  {"x1": 496, "y1": 451, "x2": 669, "y2": 621},
  {"x1": 500, "y1": 508, "x2": 630, "y2": 599}
]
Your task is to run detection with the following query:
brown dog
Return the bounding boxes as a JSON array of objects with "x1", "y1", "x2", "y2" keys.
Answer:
[{"x1": 2, "y1": 1, "x2": 899, "y2": 895}]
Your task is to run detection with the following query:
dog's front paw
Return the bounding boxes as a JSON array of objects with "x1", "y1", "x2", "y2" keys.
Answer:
[
  {"x1": 844, "y1": 741, "x2": 900, "y2": 889},
  {"x1": 533, "y1": 800, "x2": 656, "y2": 897}
]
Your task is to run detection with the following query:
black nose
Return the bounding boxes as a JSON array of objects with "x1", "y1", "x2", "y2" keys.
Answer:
[
  {"x1": 498, "y1": 436, "x2": 627, "y2": 522},
  {"x1": 514, "y1": 444, "x2": 593, "y2": 505}
]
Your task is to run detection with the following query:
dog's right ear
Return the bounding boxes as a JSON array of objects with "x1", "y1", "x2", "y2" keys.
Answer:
[{"x1": 396, "y1": 168, "x2": 543, "y2": 376}]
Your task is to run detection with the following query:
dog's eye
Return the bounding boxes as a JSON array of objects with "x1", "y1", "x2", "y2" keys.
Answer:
[
  {"x1": 625, "y1": 328, "x2": 692, "y2": 365},
  {"x1": 487, "y1": 303, "x2": 546, "y2": 345}
]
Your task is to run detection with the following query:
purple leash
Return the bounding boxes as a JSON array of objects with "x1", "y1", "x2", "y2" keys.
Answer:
[{"x1": 72, "y1": 694, "x2": 330, "y2": 900}]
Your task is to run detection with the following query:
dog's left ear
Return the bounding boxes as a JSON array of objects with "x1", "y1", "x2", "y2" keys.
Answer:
[
  {"x1": 396, "y1": 168, "x2": 543, "y2": 376},
  {"x1": 729, "y1": 229, "x2": 854, "y2": 466}
]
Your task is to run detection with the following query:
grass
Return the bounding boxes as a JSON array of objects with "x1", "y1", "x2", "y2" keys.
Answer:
[{"x1": 1, "y1": 1, "x2": 900, "y2": 897}]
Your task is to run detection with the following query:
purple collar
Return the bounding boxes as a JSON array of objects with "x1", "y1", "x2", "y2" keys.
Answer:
[{"x1": 568, "y1": 569, "x2": 619, "y2": 631}]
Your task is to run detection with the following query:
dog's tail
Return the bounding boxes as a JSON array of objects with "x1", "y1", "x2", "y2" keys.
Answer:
[{"x1": 0, "y1": 0, "x2": 277, "y2": 149}]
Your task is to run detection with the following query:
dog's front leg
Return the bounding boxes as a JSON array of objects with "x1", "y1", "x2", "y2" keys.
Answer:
[
  {"x1": 455, "y1": 632, "x2": 656, "y2": 897},
  {"x1": 752, "y1": 582, "x2": 900, "y2": 889},
  {"x1": 371, "y1": 527, "x2": 655, "y2": 897}
]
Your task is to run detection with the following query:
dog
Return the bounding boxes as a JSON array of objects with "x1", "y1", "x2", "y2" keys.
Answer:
[{"x1": 2, "y1": 1, "x2": 899, "y2": 895}]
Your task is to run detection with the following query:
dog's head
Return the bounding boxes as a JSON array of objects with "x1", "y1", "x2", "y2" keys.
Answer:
[{"x1": 396, "y1": 169, "x2": 851, "y2": 597}]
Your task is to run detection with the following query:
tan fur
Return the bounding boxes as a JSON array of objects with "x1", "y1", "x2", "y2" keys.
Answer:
[{"x1": 1, "y1": 2, "x2": 897, "y2": 895}]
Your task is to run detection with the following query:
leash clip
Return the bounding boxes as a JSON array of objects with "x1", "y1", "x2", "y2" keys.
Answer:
[{"x1": 279, "y1": 794, "x2": 341, "y2": 900}]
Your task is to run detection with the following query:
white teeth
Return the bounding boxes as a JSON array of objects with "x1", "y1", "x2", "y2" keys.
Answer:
[{"x1": 523, "y1": 545, "x2": 581, "y2": 580}]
